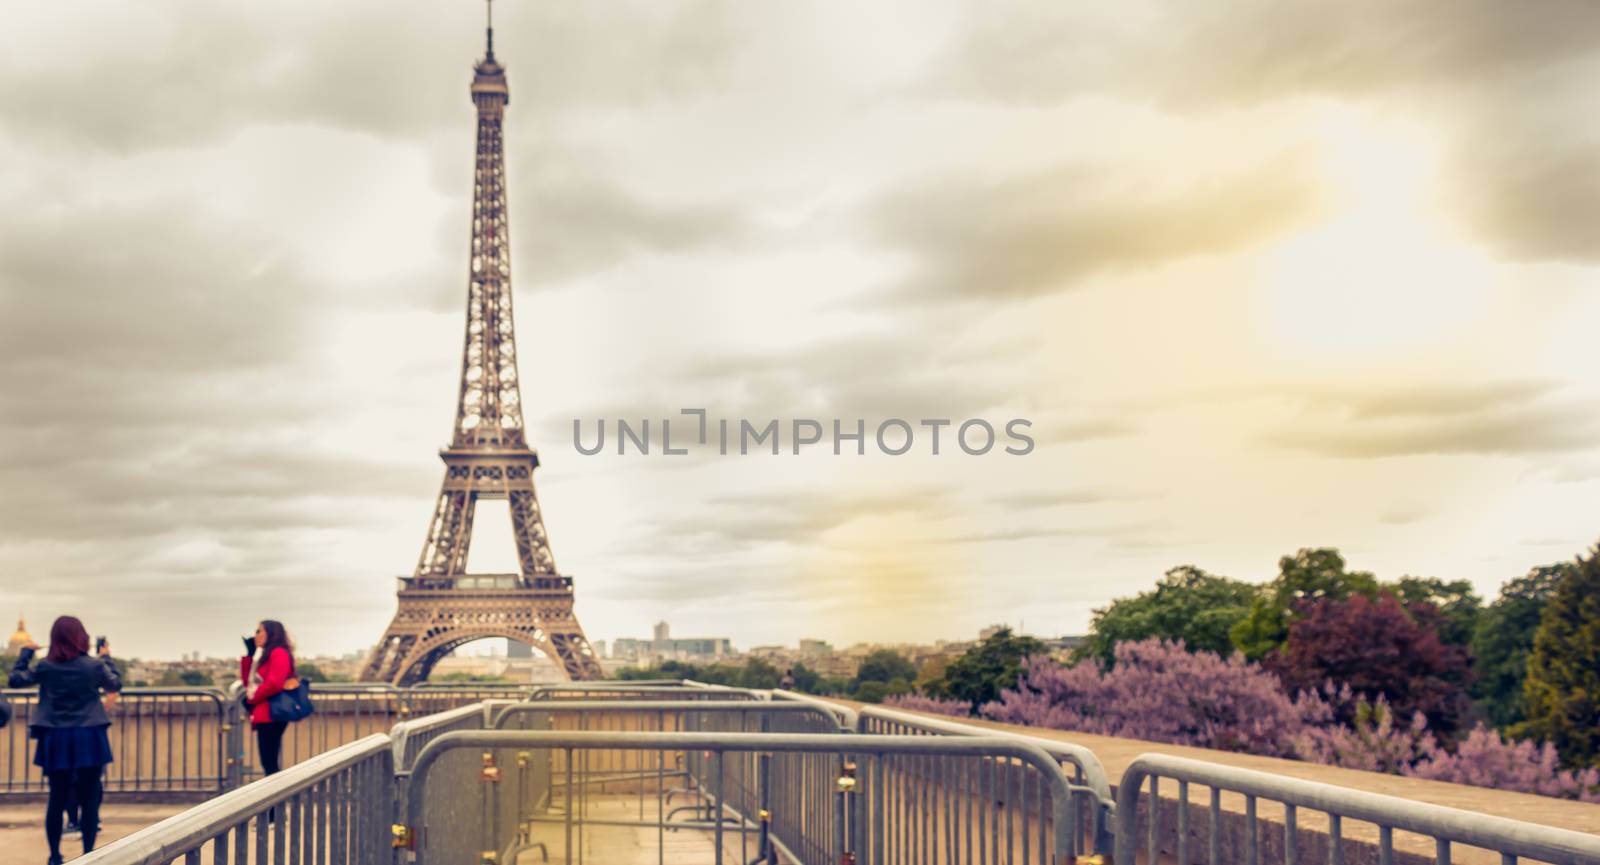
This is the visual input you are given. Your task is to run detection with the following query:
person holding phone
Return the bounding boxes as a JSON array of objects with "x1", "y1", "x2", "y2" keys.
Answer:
[
  {"x1": 240, "y1": 620, "x2": 298, "y2": 779},
  {"x1": 8, "y1": 615, "x2": 120, "y2": 864}
]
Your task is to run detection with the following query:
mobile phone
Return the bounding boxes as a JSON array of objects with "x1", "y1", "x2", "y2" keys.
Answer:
[{"x1": 95, "y1": 636, "x2": 107, "y2": 653}]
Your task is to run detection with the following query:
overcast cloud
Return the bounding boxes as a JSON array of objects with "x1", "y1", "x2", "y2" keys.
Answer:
[{"x1": 1, "y1": 1, "x2": 1597, "y2": 661}]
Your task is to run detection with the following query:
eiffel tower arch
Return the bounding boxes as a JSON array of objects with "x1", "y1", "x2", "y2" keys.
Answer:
[{"x1": 364, "y1": 16, "x2": 601, "y2": 684}]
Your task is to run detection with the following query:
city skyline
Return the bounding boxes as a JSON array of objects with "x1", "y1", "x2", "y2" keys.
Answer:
[{"x1": 3, "y1": 2, "x2": 1600, "y2": 660}]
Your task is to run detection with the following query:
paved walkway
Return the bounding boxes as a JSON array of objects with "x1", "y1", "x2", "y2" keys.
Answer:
[{"x1": 0, "y1": 803, "x2": 187, "y2": 865}]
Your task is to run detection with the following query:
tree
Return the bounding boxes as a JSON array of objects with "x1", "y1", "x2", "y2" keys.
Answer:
[
  {"x1": 924, "y1": 628, "x2": 1045, "y2": 708},
  {"x1": 1391, "y1": 576, "x2": 1482, "y2": 648},
  {"x1": 296, "y1": 662, "x2": 328, "y2": 683},
  {"x1": 736, "y1": 658, "x2": 781, "y2": 690},
  {"x1": 883, "y1": 693, "x2": 971, "y2": 716},
  {"x1": 1514, "y1": 545, "x2": 1600, "y2": 769},
  {"x1": 1231, "y1": 548, "x2": 1379, "y2": 660},
  {"x1": 854, "y1": 650, "x2": 916, "y2": 686},
  {"x1": 1470, "y1": 564, "x2": 1570, "y2": 728},
  {"x1": 853, "y1": 678, "x2": 913, "y2": 704},
  {"x1": 984, "y1": 640, "x2": 1325, "y2": 757},
  {"x1": 158, "y1": 669, "x2": 212, "y2": 687},
  {"x1": 790, "y1": 663, "x2": 849, "y2": 696},
  {"x1": 1268, "y1": 592, "x2": 1472, "y2": 735},
  {"x1": 1080, "y1": 566, "x2": 1258, "y2": 665}
]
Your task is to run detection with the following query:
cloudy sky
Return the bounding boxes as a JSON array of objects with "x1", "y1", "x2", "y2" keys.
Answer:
[{"x1": 3, "y1": 1, "x2": 1599, "y2": 661}]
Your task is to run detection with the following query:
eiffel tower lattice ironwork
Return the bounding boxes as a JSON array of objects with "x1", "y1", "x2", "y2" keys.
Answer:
[{"x1": 364, "y1": 15, "x2": 601, "y2": 684}]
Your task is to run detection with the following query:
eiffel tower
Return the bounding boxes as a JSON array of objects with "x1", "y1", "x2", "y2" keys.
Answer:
[{"x1": 364, "y1": 10, "x2": 602, "y2": 684}]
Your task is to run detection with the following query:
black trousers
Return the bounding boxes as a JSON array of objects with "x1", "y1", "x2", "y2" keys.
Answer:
[
  {"x1": 255, "y1": 721, "x2": 288, "y2": 775},
  {"x1": 44, "y1": 766, "x2": 102, "y2": 856}
]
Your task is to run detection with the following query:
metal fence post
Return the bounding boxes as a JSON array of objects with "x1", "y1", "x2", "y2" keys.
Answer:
[{"x1": 224, "y1": 691, "x2": 247, "y2": 791}]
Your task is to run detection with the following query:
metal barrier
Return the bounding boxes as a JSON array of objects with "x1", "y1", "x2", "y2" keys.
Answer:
[
  {"x1": 2, "y1": 683, "x2": 553, "y2": 797},
  {"x1": 489, "y1": 699, "x2": 852, "y2": 863},
  {"x1": 50, "y1": 696, "x2": 1600, "y2": 865},
  {"x1": 857, "y1": 704, "x2": 1116, "y2": 858},
  {"x1": 77, "y1": 734, "x2": 394, "y2": 865},
  {"x1": 2, "y1": 688, "x2": 235, "y2": 797},
  {"x1": 399, "y1": 730, "x2": 1085, "y2": 865},
  {"x1": 526, "y1": 683, "x2": 762, "y2": 701},
  {"x1": 391, "y1": 702, "x2": 492, "y2": 773},
  {"x1": 1115, "y1": 754, "x2": 1600, "y2": 865}
]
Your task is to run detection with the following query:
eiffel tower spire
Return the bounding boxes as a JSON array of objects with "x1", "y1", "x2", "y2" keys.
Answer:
[
  {"x1": 456, "y1": 0, "x2": 517, "y2": 450},
  {"x1": 363, "y1": 15, "x2": 602, "y2": 684}
]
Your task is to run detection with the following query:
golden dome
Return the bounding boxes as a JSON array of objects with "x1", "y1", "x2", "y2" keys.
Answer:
[{"x1": 7, "y1": 615, "x2": 30, "y2": 646}]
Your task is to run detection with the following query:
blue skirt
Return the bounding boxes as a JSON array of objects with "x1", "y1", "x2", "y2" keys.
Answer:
[{"x1": 33, "y1": 725, "x2": 114, "y2": 771}]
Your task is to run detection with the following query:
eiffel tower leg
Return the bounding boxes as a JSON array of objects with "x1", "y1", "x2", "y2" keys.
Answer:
[
  {"x1": 361, "y1": 632, "x2": 416, "y2": 683},
  {"x1": 508, "y1": 488, "x2": 556, "y2": 574},
  {"x1": 418, "y1": 488, "x2": 475, "y2": 577}
]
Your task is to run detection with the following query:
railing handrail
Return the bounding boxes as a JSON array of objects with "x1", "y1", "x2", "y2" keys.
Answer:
[
  {"x1": 490, "y1": 698, "x2": 850, "y2": 731},
  {"x1": 2, "y1": 686, "x2": 230, "y2": 700},
  {"x1": 400, "y1": 729, "x2": 1081, "y2": 863},
  {"x1": 768, "y1": 688, "x2": 861, "y2": 729},
  {"x1": 388, "y1": 702, "x2": 487, "y2": 769},
  {"x1": 1115, "y1": 753, "x2": 1600, "y2": 865},
  {"x1": 76, "y1": 734, "x2": 391, "y2": 865},
  {"x1": 857, "y1": 704, "x2": 1114, "y2": 802}
]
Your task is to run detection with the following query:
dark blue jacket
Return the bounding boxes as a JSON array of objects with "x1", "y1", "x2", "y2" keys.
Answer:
[{"x1": 8, "y1": 647, "x2": 122, "y2": 731}]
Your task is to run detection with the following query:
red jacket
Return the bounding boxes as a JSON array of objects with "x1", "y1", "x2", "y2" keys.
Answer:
[{"x1": 240, "y1": 647, "x2": 294, "y2": 726}]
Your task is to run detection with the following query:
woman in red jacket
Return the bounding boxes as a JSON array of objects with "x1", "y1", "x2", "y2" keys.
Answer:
[{"x1": 239, "y1": 619, "x2": 297, "y2": 778}]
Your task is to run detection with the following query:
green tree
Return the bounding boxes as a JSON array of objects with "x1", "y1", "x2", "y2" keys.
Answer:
[
  {"x1": 296, "y1": 662, "x2": 328, "y2": 683},
  {"x1": 158, "y1": 669, "x2": 212, "y2": 687},
  {"x1": 854, "y1": 650, "x2": 916, "y2": 687},
  {"x1": 1230, "y1": 548, "x2": 1379, "y2": 660},
  {"x1": 925, "y1": 628, "x2": 1045, "y2": 708},
  {"x1": 789, "y1": 663, "x2": 849, "y2": 696},
  {"x1": 1470, "y1": 564, "x2": 1569, "y2": 728},
  {"x1": 1513, "y1": 546, "x2": 1600, "y2": 768},
  {"x1": 1080, "y1": 566, "x2": 1258, "y2": 665},
  {"x1": 433, "y1": 672, "x2": 511, "y2": 683},
  {"x1": 854, "y1": 678, "x2": 913, "y2": 704},
  {"x1": 1391, "y1": 576, "x2": 1482, "y2": 647},
  {"x1": 736, "y1": 658, "x2": 781, "y2": 690}
]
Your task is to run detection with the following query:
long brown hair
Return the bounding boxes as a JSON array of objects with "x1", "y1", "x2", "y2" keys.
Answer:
[
  {"x1": 259, "y1": 620, "x2": 294, "y2": 660},
  {"x1": 45, "y1": 616, "x2": 90, "y2": 664}
]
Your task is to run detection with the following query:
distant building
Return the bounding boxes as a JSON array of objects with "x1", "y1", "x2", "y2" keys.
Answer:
[
  {"x1": 798, "y1": 639, "x2": 832, "y2": 657},
  {"x1": 6, "y1": 615, "x2": 32, "y2": 655},
  {"x1": 611, "y1": 622, "x2": 734, "y2": 663},
  {"x1": 507, "y1": 641, "x2": 533, "y2": 659}
]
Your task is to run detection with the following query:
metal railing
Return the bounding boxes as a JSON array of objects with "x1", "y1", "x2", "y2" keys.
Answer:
[
  {"x1": 2, "y1": 688, "x2": 234, "y2": 796},
  {"x1": 856, "y1": 704, "x2": 1116, "y2": 858},
  {"x1": 399, "y1": 729, "x2": 1086, "y2": 865},
  {"x1": 1115, "y1": 754, "x2": 1600, "y2": 865},
  {"x1": 77, "y1": 734, "x2": 394, "y2": 865},
  {"x1": 1, "y1": 683, "x2": 562, "y2": 797}
]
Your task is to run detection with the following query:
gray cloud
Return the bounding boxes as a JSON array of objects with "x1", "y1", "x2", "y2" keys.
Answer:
[
  {"x1": 0, "y1": 1, "x2": 742, "y2": 154},
  {"x1": 928, "y1": 1, "x2": 1600, "y2": 108},
  {"x1": 1266, "y1": 381, "x2": 1600, "y2": 458},
  {"x1": 925, "y1": 3, "x2": 1600, "y2": 265},
  {"x1": 869, "y1": 158, "x2": 1317, "y2": 301},
  {"x1": 634, "y1": 487, "x2": 950, "y2": 551},
  {"x1": 986, "y1": 488, "x2": 1143, "y2": 509},
  {"x1": 512, "y1": 176, "x2": 753, "y2": 288}
]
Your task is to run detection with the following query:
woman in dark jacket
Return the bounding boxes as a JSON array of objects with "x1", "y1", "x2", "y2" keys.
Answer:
[
  {"x1": 8, "y1": 615, "x2": 121, "y2": 863},
  {"x1": 240, "y1": 619, "x2": 297, "y2": 778}
]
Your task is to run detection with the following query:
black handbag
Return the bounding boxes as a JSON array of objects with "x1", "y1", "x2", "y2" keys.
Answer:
[{"x1": 267, "y1": 679, "x2": 315, "y2": 723}]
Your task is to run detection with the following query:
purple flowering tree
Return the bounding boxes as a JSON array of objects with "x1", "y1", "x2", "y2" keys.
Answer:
[
  {"x1": 882, "y1": 693, "x2": 973, "y2": 717},
  {"x1": 982, "y1": 639, "x2": 1328, "y2": 757}
]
